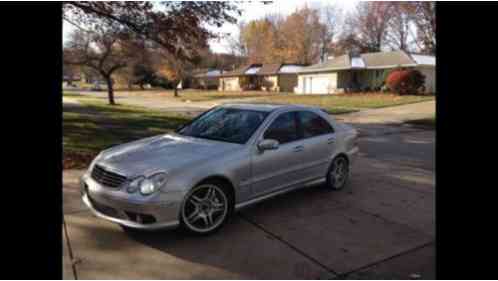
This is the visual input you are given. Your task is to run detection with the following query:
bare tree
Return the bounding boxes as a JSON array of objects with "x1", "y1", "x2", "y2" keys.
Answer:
[
  {"x1": 64, "y1": 26, "x2": 133, "y2": 105},
  {"x1": 343, "y1": 2, "x2": 392, "y2": 53},
  {"x1": 63, "y1": 2, "x2": 240, "y2": 61},
  {"x1": 318, "y1": 4, "x2": 342, "y2": 62},
  {"x1": 226, "y1": 21, "x2": 248, "y2": 65},
  {"x1": 385, "y1": 2, "x2": 413, "y2": 52},
  {"x1": 409, "y1": 2, "x2": 436, "y2": 54}
]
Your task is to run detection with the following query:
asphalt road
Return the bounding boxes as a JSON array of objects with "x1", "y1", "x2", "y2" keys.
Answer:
[{"x1": 63, "y1": 125, "x2": 435, "y2": 279}]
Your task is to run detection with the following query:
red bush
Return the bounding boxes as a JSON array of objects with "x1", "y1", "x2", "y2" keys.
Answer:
[{"x1": 386, "y1": 69, "x2": 425, "y2": 95}]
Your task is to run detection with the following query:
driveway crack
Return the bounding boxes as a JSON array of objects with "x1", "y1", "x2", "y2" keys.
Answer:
[
  {"x1": 336, "y1": 241, "x2": 435, "y2": 279},
  {"x1": 238, "y1": 214, "x2": 339, "y2": 277},
  {"x1": 63, "y1": 216, "x2": 79, "y2": 280}
]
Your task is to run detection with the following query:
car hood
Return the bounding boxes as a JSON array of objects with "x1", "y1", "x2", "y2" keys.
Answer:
[{"x1": 96, "y1": 134, "x2": 240, "y2": 177}]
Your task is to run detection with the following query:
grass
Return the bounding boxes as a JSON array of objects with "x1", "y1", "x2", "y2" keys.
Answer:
[
  {"x1": 405, "y1": 115, "x2": 436, "y2": 128},
  {"x1": 251, "y1": 93, "x2": 433, "y2": 108},
  {"x1": 112, "y1": 89, "x2": 284, "y2": 102},
  {"x1": 63, "y1": 90, "x2": 434, "y2": 112},
  {"x1": 63, "y1": 97, "x2": 192, "y2": 169}
]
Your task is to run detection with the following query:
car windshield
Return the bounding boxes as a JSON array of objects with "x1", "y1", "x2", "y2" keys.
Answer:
[{"x1": 177, "y1": 107, "x2": 269, "y2": 144}]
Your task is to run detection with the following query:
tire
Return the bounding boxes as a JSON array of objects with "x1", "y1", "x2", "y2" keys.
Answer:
[
  {"x1": 180, "y1": 181, "x2": 232, "y2": 235},
  {"x1": 326, "y1": 155, "x2": 350, "y2": 190}
]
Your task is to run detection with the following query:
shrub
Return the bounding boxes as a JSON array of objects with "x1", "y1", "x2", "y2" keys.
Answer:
[{"x1": 386, "y1": 69, "x2": 425, "y2": 95}]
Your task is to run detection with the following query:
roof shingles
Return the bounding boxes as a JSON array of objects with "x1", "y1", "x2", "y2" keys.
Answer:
[
  {"x1": 297, "y1": 51, "x2": 433, "y2": 73},
  {"x1": 360, "y1": 51, "x2": 415, "y2": 68},
  {"x1": 257, "y1": 64, "x2": 282, "y2": 75},
  {"x1": 299, "y1": 55, "x2": 351, "y2": 73}
]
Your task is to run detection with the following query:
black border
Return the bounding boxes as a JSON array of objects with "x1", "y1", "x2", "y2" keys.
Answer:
[
  {"x1": 2, "y1": 2, "x2": 498, "y2": 279},
  {"x1": 437, "y1": 2, "x2": 498, "y2": 279},
  {"x1": 0, "y1": 2, "x2": 62, "y2": 279}
]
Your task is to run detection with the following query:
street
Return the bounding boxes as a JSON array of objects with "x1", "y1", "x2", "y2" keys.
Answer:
[{"x1": 63, "y1": 122, "x2": 435, "y2": 279}]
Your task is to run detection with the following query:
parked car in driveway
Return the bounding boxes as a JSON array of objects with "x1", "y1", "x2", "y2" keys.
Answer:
[{"x1": 80, "y1": 104, "x2": 359, "y2": 235}]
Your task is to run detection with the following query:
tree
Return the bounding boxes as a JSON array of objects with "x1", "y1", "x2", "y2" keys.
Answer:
[
  {"x1": 63, "y1": 26, "x2": 134, "y2": 105},
  {"x1": 239, "y1": 6, "x2": 326, "y2": 65},
  {"x1": 385, "y1": 2, "x2": 413, "y2": 52},
  {"x1": 63, "y1": 2, "x2": 241, "y2": 98},
  {"x1": 63, "y1": 2, "x2": 240, "y2": 61},
  {"x1": 408, "y1": 2, "x2": 436, "y2": 54},
  {"x1": 318, "y1": 5, "x2": 342, "y2": 62},
  {"x1": 155, "y1": 49, "x2": 198, "y2": 97},
  {"x1": 280, "y1": 7, "x2": 324, "y2": 64},
  {"x1": 240, "y1": 19, "x2": 277, "y2": 63},
  {"x1": 227, "y1": 21, "x2": 248, "y2": 60},
  {"x1": 343, "y1": 2, "x2": 392, "y2": 53}
]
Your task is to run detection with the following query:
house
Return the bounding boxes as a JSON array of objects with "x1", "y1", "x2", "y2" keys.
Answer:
[
  {"x1": 257, "y1": 64, "x2": 304, "y2": 92},
  {"x1": 191, "y1": 69, "x2": 222, "y2": 90},
  {"x1": 218, "y1": 63, "x2": 304, "y2": 92},
  {"x1": 218, "y1": 64, "x2": 262, "y2": 91},
  {"x1": 294, "y1": 50, "x2": 436, "y2": 94}
]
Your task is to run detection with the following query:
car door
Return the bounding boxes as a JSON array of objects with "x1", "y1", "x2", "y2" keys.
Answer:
[
  {"x1": 295, "y1": 110, "x2": 337, "y2": 180},
  {"x1": 250, "y1": 111, "x2": 307, "y2": 196}
]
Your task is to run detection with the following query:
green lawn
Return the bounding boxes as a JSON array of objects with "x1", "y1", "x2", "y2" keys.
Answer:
[
  {"x1": 63, "y1": 97, "x2": 192, "y2": 169},
  {"x1": 251, "y1": 93, "x2": 433, "y2": 110},
  {"x1": 125, "y1": 90, "x2": 284, "y2": 102}
]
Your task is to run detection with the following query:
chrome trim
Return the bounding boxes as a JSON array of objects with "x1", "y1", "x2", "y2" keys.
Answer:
[{"x1": 82, "y1": 193, "x2": 179, "y2": 230}]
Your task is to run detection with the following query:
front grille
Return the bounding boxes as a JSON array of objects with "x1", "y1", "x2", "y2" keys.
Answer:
[{"x1": 91, "y1": 165, "x2": 127, "y2": 188}]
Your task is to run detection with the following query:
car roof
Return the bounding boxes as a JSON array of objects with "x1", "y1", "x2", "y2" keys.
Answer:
[{"x1": 219, "y1": 103, "x2": 323, "y2": 113}]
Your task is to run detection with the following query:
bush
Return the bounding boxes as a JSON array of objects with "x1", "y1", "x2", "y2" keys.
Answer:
[{"x1": 386, "y1": 69, "x2": 426, "y2": 95}]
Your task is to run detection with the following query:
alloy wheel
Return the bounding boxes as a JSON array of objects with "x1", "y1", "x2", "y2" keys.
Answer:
[
  {"x1": 181, "y1": 184, "x2": 229, "y2": 234},
  {"x1": 330, "y1": 157, "x2": 349, "y2": 189}
]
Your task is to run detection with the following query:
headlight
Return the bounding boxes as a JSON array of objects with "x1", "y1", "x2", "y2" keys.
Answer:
[
  {"x1": 139, "y1": 172, "x2": 167, "y2": 195},
  {"x1": 127, "y1": 176, "x2": 145, "y2": 193}
]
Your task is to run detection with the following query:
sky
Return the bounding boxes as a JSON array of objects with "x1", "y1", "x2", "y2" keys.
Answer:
[{"x1": 63, "y1": 0, "x2": 359, "y2": 54}]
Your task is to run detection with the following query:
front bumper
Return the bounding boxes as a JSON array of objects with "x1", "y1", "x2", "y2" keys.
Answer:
[{"x1": 80, "y1": 174, "x2": 181, "y2": 230}]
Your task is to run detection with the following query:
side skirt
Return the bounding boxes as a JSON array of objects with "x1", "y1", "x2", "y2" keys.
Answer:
[{"x1": 234, "y1": 177, "x2": 326, "y2": 211}]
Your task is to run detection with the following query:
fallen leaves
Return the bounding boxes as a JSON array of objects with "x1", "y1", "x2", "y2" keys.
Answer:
[{"x1": 63, "y1": 151, "x2": 97, "y2": 170}]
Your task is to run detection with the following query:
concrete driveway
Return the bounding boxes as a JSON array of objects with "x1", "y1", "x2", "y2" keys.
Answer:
[{"x1": 63, "y1": 125, "x2": 435, "y2": 279}]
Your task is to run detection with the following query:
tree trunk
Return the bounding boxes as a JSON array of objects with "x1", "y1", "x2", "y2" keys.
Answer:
[
  {"x1": 105, "y1": 76, "x2": 116, "y2": 105},
  {"x1": 174, "y1": 81, "x2": 180, "y2": 97}
]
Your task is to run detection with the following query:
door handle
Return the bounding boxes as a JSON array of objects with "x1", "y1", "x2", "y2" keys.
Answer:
[
  {"x1": 327, "y1": 137, "x2": 336, "y2": 144},
  {"x1": 293, "y1": 145, "x2": 304, "y2": 152}
]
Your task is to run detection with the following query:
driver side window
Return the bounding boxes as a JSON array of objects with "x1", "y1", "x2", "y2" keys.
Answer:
[{"x1": 263, "y1": 112, "x2": 299, "y2": 144}]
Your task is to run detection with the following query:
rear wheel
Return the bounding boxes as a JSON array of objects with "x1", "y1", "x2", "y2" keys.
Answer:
[
  {"x1": 326, "y1": 155, "x2": 349, "y2": 190},
  {"x1": 181, "y1": 182, "x2": 231, "y2": 235}
]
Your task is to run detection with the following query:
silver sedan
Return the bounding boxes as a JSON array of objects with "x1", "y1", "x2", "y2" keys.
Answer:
[{"x1": 80, "y1": 104, "x2": 359, "y2": 235}]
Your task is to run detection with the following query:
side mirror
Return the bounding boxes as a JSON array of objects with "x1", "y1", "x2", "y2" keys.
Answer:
[{"x1": 257, "y1": 139, "x2": 279, "y2": 151}]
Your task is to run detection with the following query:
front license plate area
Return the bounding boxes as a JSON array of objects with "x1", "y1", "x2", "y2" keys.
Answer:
[{"x1": 88, "y1": 194, "x2": 122, "y2": 219}]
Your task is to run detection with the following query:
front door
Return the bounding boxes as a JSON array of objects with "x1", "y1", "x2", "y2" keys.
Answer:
[{"x1": 250, "y1": 111, "x2": 306, "y2": 196}]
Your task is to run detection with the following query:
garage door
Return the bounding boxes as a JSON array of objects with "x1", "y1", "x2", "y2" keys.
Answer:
[
  {"x1": 311, "y1": 77, "x2": 329, "y2": 94},
  {"x1": 305, "y1": 74, "x2": 337, "y2": 94}
]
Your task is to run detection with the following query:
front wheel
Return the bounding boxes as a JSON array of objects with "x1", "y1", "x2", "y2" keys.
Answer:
[
  {"x1": 326, "y1": 155, "x2": 350, "y2": 190},
  {"x1": 180, "y1": 183, "x2": 231, "y2": 235}
]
